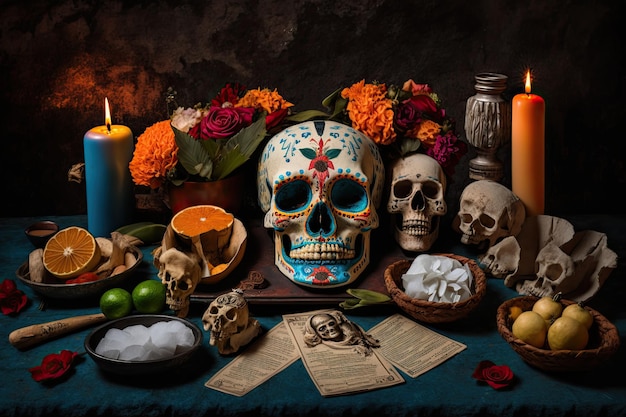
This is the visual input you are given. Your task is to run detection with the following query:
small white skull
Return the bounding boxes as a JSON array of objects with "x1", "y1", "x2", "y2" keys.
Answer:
[
  {"x1": 202, "y1": 290, "x2": 261, "y2": 355},
  {"x1": 453, "y1": 180, "x2": 525, "y2": 250},
  {"x1": 257, "y1": 120, "x2": 385, "y2": 287},
  {"x1": 156, "y1": 248, "x2": 201, "y2": 318},
  {"x1": 516, "y1": 241, "x2": 576, "y2": 298},
  {"x1": 386, "y1": 153, "x2": 447, "y2": 252}
]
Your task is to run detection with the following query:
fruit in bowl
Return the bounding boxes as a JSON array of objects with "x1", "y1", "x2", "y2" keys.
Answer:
[
  {"x1": 497, "y1": 296, "x2": 620, "y2": 372},
  {"x1": 16, "y1": 227, "x2": 143, "y2": 300}
]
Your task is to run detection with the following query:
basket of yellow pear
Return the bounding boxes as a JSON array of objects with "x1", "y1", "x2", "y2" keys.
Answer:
[{"x1": 496, "y1": 295, "x2": 620, "y2": 372}]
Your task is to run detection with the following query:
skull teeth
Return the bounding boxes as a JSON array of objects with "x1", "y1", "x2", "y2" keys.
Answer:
[
  {"x1": 401, "y1": 222, "x2": 431, "y2": 236},
  {"x1": 289, "y1": 243, "x2": 355, "y2": 260}
]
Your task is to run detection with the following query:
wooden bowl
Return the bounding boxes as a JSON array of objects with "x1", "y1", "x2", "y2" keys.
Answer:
[
  {"x1": 384, "y1": 253, "x2": 487, "y2": 323},
  {"x1": 16, "y1": 245, "x2": 143, "y2": 300},
  {"x1": 496, "y1": 296, "x2": 620, "y2": 372}
]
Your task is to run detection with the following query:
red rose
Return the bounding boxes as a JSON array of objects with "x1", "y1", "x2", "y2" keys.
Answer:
[
  {"x1": 29, "y1": 350, "x2": 79, "y2": 382},
  {"x1": 472, "y1": 360, "x2": 515, "y2": 390},
  {"x1": 405, "y1": 95, "x2": 445, "y2": 123},
  {"x1": 265, "y1": 108, "x2": 289, "y2": 130},
  {"x1": 394, "y1": 100, "x2": 422, "y2": 133},
  {"x1": 199, "y1": 106, "x2": 255, "y2": 140},
  {"x1": 0, "y1": 279, "x2": 27, "y2": 315}
]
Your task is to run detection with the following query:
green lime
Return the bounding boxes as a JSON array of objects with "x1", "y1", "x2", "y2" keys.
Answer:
[
  {"x1": 100, "y1": 288, "x2": 133, "y2": 320},
  {"x1": 132, "y1": 279, "x2": 166, "y2": 314}
]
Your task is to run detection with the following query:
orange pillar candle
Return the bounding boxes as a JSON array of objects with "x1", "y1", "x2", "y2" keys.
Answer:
[{"x1": 512, "y1": 71, "x2": 545, "y2": 216}]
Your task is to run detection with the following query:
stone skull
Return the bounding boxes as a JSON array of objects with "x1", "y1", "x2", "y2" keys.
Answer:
[
  {"x1": 453, "y1": 180, "x2": 526, "y2": 250},
  {"x1": 516, "y1": 241, "x2": 577, "y2": 298},
  {"x1": 156, "y1": 247, "x2": 201, "y2": 318},
  {"x1": 202, "y1": 290, "x2": 261, "y2": 355},
  {"x1": 257, "y1": 120, "x2": 385, "y2": 287},
  {"x1": 386, "y1": 153, "x2": 447, "y2": 252}
]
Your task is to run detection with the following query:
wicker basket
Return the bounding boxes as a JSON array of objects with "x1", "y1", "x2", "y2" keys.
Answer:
[
  {"x1": 384, "y1": 253, "x2": 487, "y2": 324},
  {"x1": 496, "y1": 296, "x2": 621, "y2": 372}
]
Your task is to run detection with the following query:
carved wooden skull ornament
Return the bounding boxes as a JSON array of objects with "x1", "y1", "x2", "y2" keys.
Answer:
[
  {"x1": 202, "y1": 290, "x2": 261, "y2": 355},
  {"x1": 257, "y1": 120, "x2": 385, "y2": 288}
]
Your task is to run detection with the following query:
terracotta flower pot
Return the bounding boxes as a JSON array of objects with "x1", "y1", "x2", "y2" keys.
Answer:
[{"x1": 168, "y1": 175, "x2": 244, "y2": 215}]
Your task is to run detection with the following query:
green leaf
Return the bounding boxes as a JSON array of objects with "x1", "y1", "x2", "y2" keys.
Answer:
[
  {"x1": 321, "y1": 88, "x2": 342, "y2": 109},
  {"x1": 339, "y1": 298, "x2": 363, "y2": 310},
  {"x1": 299, "y1": 148, "x2": 317, "y2": 160},
  {"x1": 172, "y1": 114, "x2": 267, "y2": 181},
  {"x1": 172, "y1": 125, "x2": 214, "y2": 180},
  {"x1": 346, "y1": 289, "x2": 391, "y2": 303},
  {"x1": 399, "y1": 138, "x2": 422, "y2": 156},
  {"x1": 330, "y1": 96, "x2": 348, "y2": 119},
  {"x1": 324, "y1": 148, "x2": 341, "y2": 159}
]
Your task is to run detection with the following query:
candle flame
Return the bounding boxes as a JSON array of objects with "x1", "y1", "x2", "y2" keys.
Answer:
[
  {"x1": 104, "y1": 97, "x2": 112, "y2": 133},
  {"x1": 524, "y1": 70, "x2": 532, "y2": 94}
]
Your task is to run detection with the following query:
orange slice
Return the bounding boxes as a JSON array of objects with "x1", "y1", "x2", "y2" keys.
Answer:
[
  {"x1": 42, "y1": 226, "x2": 102, "y2": 279},
  {"x1": 171, "y1": 205, "x2": 234, "y2": 238}
]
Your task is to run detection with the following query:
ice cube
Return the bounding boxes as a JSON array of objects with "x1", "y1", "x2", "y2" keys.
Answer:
[
  {"x1": 123, "y1": 324, "x2": 151, "y2": 345},
  {"x1": 95, "y1": 338, "x2": 122, "y2": 359},
  {"x1": 149, "y1": 322, "x2": 177, "y2": 354},
  {"x1": 119, "y1": 344, "x2": 147, "y2": 361}
]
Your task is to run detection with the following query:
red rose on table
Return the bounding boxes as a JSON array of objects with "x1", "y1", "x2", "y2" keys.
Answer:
[
  {"x1": 0, "y1": 279, "x2": 28, "y2": 315},
  {"x1": 29, "y1": 350, "x2": 79, "y2": 382},
  {"x1": 472, "y1": 360, "x2": 515, "y2": 390}
]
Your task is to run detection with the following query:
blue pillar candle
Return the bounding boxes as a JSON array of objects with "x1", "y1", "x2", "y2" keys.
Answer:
[{"x1": 83, "y1": 98, "x2": 135, "y2": 237}]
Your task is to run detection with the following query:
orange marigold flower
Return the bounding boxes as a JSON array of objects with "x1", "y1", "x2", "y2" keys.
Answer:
[
  {"x1": 129, "y1": 120, "x2": 179, "y2": 189},
  {"x1": 341, "y1": 80, "x2": 396, "y2": 145},
  {"x1": 410, "y1": 119, "x2": 442, "y2": 147},
  {"x1": 236, "y1": 88, "x2": 294, "y2": 114}
]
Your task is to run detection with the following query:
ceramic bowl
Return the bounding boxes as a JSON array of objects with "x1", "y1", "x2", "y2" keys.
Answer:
[
  {"x1": 24, "y1": 220, "x2": 59, "y2": 248},
  {"x1": 84, "y1": 314, "x2": 203, "y2": 375},
  {"x1": 15, "y1": 245, "x2": 143, "y2": 300}
]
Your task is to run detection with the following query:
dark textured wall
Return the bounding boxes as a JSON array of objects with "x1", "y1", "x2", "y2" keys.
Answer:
[{"x1": 1, "y1": 0, "x2": 624, "y2": 218}]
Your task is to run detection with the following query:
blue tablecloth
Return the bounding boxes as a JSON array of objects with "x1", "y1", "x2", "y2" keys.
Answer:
[{"x1": 1, "y1": 214, "x2": 625, "y2": 417}]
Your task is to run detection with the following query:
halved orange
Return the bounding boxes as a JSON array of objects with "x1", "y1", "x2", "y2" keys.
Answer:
[
  {"x1": 171, "y1": 205, "x2": 234, "y2": 238},
  {"x1": 42, "y1": 226, "x2": 102, "y2": 279}
]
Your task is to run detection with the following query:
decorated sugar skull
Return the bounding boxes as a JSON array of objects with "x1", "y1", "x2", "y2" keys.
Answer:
[
  {"x1": 257, "y1": 120, "x2": 385, "y2": 287},
  {"x1": 387, "y1": 153, "x2": 447, "y2": 252},
  {"x1": 452, "y1": 180, "x2": 526, "y2": 250},
  {"x1": 155, "y1": 247, "x2": 202, "y2": 318}
]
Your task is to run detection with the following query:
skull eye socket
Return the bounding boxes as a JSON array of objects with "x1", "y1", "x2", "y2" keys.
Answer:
[
  {"x1": 331, "y1": 178, "x2": 367, "y2": 211},
  {"x1": 275, "y1": 179, "x2": 311, "y2": 212},
  {"x1": 479, "y1": 214, "x2": 496, "y2": 229},
  {"x1": 535, "y1": 262, "x2": 564, "y2": 281},
  {"x1": 177, "y1": 280, "x2": 189, "y2": 291},
  {"x1": 460, "y1": 213, "x2": 473, "y2": 224},
  {"x1": 392, "y1": 179, "x2": 412, "y2": 199},
  {"x1": 421, "y1": 180, "x2": 441, "y2": 199},
  {"x1": 225, "y1": 309, "x2": 237, "y2": 320},
  {"x1": 392, "y1": 179, "x2": 440, "y2": 199}
]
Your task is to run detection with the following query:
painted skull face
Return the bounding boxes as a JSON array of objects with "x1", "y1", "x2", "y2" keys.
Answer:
[{"x1": 257, "y1": 120, "x2": 385, "y2": 287}]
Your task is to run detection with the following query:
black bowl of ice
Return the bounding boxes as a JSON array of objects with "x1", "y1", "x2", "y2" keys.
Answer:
[{"x1": 84, "y1": 314, "x2": 203, "y2": 375}]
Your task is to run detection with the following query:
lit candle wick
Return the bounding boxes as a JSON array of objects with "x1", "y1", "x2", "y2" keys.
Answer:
[
  {"x1": 105, "y1": 97, "x2": 112, "y2": 134},
  {"x1": 524, "y1": 70, "x2": 532, "y2": 95}
]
